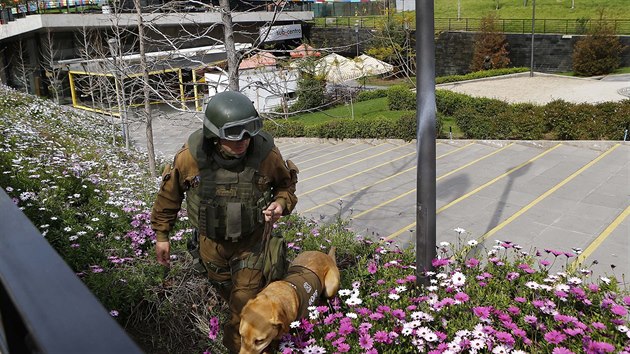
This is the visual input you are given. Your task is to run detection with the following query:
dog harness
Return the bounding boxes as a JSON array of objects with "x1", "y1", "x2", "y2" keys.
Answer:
[{"x1": 283, "y1": 265, "x2": 323, "y2": 319}]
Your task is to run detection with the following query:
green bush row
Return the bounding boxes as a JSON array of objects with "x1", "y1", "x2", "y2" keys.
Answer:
[
  {"x1": 437, "y1": 90, "x2": 630, "y2": 140},
  {"x1": 273, "y1": 84, "x2": 629, "y2": 141},
  {"x1": 264, "y1": 113, "x2": 441, "y2": 141},
  {"x1": 435, "y1": 67, "x2": 530, "y2": 84}
]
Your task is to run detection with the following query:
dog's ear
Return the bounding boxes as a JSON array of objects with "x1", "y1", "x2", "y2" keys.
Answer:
[{"x1": 270, "y1": 303, "x2": 290, "y2": 337}]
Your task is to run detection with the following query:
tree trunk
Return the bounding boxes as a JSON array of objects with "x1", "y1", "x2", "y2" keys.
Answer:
[
  {"x1": 134, "y1": 0, "x2": 157, "y2": 177},
  {"x1": 219, "y1": 0, "x2": 240, "y2": 91}
]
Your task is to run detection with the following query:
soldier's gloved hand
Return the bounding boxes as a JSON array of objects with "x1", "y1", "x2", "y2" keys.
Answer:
[
  {"x1": 156, "y1": 241, "x2": 171, "y2": 267},
  {"x1": 263, "y1": 202, "x2": 283, "y2": 223}
]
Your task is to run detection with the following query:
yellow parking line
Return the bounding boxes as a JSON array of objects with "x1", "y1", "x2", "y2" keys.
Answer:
[
  {"x1": 353, "y1": 144, "x2": 514, "y2": 219},
  {"x1": 300, "y1": 143, "x2": 388, "y2": 173},
  {"x1": 301, "y1": 143, "x2": 413, "y2": 181},
  {"x1": 479, "y1": 143, "x2": 620, "y2": 243},
  {"x1": 300, "y1": 143, "x2": 475, "y2": 213},
  {"x1": 298, "y1": 151, "x2": 416, "y2": 197},
  {"x1": 382, "y1": 143, "x2": 563, "y2": 242},
  {"x1": 568, "y1": 205, "x2": 630, "y2": 272},
  {"x1": 297, "y1": 144, "x2": 362, "y2": 164}
]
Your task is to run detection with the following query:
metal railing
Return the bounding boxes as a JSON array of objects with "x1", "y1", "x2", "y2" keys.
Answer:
[
  {"x1": 0, "y1": 188, "x2": 143, "y2": 354},
  {"x1": 314, "y1": 16, "x2": 630, "y2": 35}
]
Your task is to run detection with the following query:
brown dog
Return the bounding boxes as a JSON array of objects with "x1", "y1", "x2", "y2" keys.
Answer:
[{"x1": 239, "y1": 247, "x2": 340, "y2": 354}]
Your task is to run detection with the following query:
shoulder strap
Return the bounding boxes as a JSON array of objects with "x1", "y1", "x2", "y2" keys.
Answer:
[
  {"x1": 245, "y1": 131, "x2": 274, "y2": 169},
  {"x1": 187, "y1": 128, "x2": 213, "y2": 170}
]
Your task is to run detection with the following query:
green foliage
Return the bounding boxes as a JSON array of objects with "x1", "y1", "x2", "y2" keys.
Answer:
[
  {"x1": 263, "y1": 119, "x2": 307, "y2": 137},
  {"x1": 435, "y1": 67, "x2": 530, "y2": 84},
  {"x1": 572, "y1": 20, "x2": 627, "y2": 76},
  {"x1": 356, "y1": 88, "x2": 388, "y2": 102},
  {"x1": 386, "y1": 85, "x2": 416, "y2": 111},
  {"x1": 470, "y1": 14, "x2": 511, "y2": 72},
  {"x1": 366, "y1": 16, "x2": 414, "y2": 77},
  {"x1": 289, "y1": 58, "x2": 328, "y2": 112}
]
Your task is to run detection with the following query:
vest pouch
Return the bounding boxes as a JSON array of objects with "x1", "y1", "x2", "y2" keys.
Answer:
[
  {"x1": 199, "y1": 200, "x2": 218, "y2": 240},
  {"x1": 225, "y1": 202, "x2": 258, "y2": 242}
]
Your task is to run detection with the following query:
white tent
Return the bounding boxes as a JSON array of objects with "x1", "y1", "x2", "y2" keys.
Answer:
[
  {"x1": 352, "y1": 54, "x2": 394, "y2": 77},
  {"x1": 314, "y1": 53, "x2": 393, "y2": 84}
]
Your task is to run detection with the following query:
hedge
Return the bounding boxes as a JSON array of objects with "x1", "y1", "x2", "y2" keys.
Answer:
[{"x1": 265, "y1": 87, "x2": 630, "y2": 141}]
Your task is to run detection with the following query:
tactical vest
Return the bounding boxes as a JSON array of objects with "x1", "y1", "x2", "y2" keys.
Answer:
[
  {"x1": 186, "y1": 129, "x2": 274, "y2": 242},
  {"x1": 284, "y1": 265, "x2": 323, "y2": 319}
]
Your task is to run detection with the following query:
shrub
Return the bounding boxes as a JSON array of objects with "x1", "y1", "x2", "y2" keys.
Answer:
[
  {"x1": 356, "y1": 89, "x2": 388, "y2": 102},
  {"x1": 572, "y1": 20, "x2": 627, "y2": 76},
  {"x1": 387, "y1": 85, "x2": 416, "y2": 111},
  {"x1": 263, "y1": 119, "x2": 306, "y2": 137},
  {"x1": 435, "y1": 67, "x2": 529, "y2": 85},
  {"x1": 470, "y1": 14, "x2": 511, "y2": 72}
]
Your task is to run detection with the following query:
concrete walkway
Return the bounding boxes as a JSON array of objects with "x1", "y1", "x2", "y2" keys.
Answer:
[{"x1": 130, "y1": 73, "x2": 629, "y2": 283}]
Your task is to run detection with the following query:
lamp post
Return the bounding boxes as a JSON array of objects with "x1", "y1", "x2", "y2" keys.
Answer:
[
  {"x1": 354, "y1": 21, "x2": 359, "y2": 57},
  {"x1": 530, "y1": 0, "x2": 536, "y2": 77},
  {"x1": 107, "y1": 38, "x2": 129, "y2": 150}
]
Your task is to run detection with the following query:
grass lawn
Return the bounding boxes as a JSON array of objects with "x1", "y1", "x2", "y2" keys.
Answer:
[
  {"x1": 434, "y1": 0, "x2": 630, "y2": 20},
  {"x1": 290, "y1": 97, "x2": 406, "y2": 125}
]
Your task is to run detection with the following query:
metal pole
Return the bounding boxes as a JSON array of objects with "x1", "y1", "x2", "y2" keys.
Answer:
[
  {"x1": 530, "y1": 0, "x2": 535, "y2": 77},
  {"x1": 415, "y1": 0, "x2": 436, "y2": 286}
]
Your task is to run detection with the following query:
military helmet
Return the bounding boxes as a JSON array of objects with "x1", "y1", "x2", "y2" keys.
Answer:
[{"x1": 203, "y1": 91, "x2": 262, "y2": 141}]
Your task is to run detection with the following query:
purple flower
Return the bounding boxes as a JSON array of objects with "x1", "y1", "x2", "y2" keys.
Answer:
[
  {"x1": 623, "y1": 295, "x2": 630, "y2": 306},
  {"x1": 359, "y1": 334, "x2": 373, "y2": 350},
  {"x1": 367, "y1": 261, "x2": 378, "y2": 274},
  {"x1": 373, "y1": 330, "x2": 389, "y2": 343},
  {"x1": 514, "y1": 296, "x2": 527, "y2": 303},
  {"x1": 432, "y1": 258, "x2": 450, "y2": 267},
  {"x1": 585, "y1": 341, "x2": 615, "y2": 354},
  {"x1": 591, "y1": 322, "x2": 606, "y2": 330},
  {"x1": 466, "y1": 258, "x2": 480, "y2": 268},
  {"x1": 540, "y1": 259, "x2": 552, "y2": 266},
  {"x1": 552, "y1": 348, "x2": 575, "y2": 354},
  {"x1": 506, "y1": 272, "x2": 520, "y2": 281},
  {"x1": 495, "y1": 331, "x2": 515, "y2": 346},
  {"x1": 564, "y1": 327, "x2": 584, "y2": 336},
  {"x1": 611, "y1": 304, "x2": 628, "y2": 316},
  {"x1": 544, "y1": 330, "x2": 566, "y2": 344},
  {"x1": 454, "y1": 292, "x2": 470, "y2": 302},
  {"x1": 472, "y1": 306, "x2": 492, "y2": 319},
  {"x1": 524, "y1": 315, "x2": 538, "y2": 324}
]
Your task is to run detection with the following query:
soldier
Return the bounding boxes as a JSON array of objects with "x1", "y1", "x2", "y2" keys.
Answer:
[{"x1": 150, "y1": 91, "x2": 298, "y2": 353}]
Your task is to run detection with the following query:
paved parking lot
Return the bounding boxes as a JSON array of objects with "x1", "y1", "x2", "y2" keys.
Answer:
[
  {"x1": 277, "y1": 138, "x2": 629, "y2": 281},
  {"x1": 132, "y1": 72, "x2": 630, "y2": 282}
]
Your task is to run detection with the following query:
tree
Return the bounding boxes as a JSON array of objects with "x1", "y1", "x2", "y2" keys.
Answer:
[
  {"x1": 572, "y1": 18, "x2": 627, "y2": 76},
  {"x1": 10, "y1": 40, "x2": 36, "y2": 94},
  {"x1": 366, "y1": 16, "x2": 413, "y2": 80},
  {"x1": 40, "y1": 29, "x2": 64, "y2": 104},
  {"x1": 470, "y1": 14, "x2": 511, "y2": 72}
]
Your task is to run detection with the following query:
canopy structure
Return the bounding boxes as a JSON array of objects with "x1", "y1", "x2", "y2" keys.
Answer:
[
  {"x1": 314, "y1": 53, "x2": 353, "y2": 84},
  {"x1": 290, "y1": 43, "x2": 322, "y2": 58},
  {"x1": 352, "y1": 54, "x2": 394, "y2": 77},
  {"x1": 239, "y1": 52, "x2": 278, "y2": 70},
  {"x1": 315, "y1": 53, "x2": 393, "y2": 84}
]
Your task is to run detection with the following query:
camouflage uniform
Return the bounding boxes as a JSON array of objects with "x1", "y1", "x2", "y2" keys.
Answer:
[{"x1": 151, "y1": 128, "x2": 297, "y2": 353}]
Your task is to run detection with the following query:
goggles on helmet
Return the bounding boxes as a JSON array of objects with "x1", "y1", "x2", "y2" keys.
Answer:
[{"x1": 215, "y1": 116, "x2": 262, "y2": 141}]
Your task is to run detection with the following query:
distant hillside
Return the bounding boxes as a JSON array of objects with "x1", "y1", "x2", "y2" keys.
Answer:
[{"x1": 433, "y1": 0, "x2": 628, "y2": 20}]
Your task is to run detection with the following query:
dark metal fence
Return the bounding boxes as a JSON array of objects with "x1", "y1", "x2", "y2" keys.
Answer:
[
  {"x1": 314, "y1": 16, "x2": 630, "y2": 35},
  {"x1": 0, "y1": 188, "x2": 143, "y2": 354}
]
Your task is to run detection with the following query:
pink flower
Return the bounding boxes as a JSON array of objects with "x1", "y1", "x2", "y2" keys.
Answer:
[
  {"x1": 432, "y1": 258, "x2": 450, "y2": 267},
  {"x1": 373, "y1": 330, "x2": 389, "y2": 343},
  {"x1": 591, "y1": 322, "x2": 606, "y2": 330},
  {"x1": 472, "y1": 306, "x2": 492, "y2": 319},
  {"x1": 585, "y1": 341, "x2": 615, "y2": 353},
  {"x1": 359, "y1": 334, "x2": 373, "y2": 350},
  {"x1": 466, "y1": 258, "x2": 480, "y2": 268},
  {"x1": 367, "y1": 261, "x2": 378, "y2": 274},
  {"x1": 611, "y1": 304, "x2": 628, "y2": 316},
  {"x1": 544, "y1": 330, "x2": 566, "y2": 344},
  {"x1": 454, "y1": 292, "x2": 470, "y2": 302},
  {"x1": 552, "y1": 348, "x2": 575, "y2": 354}
]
